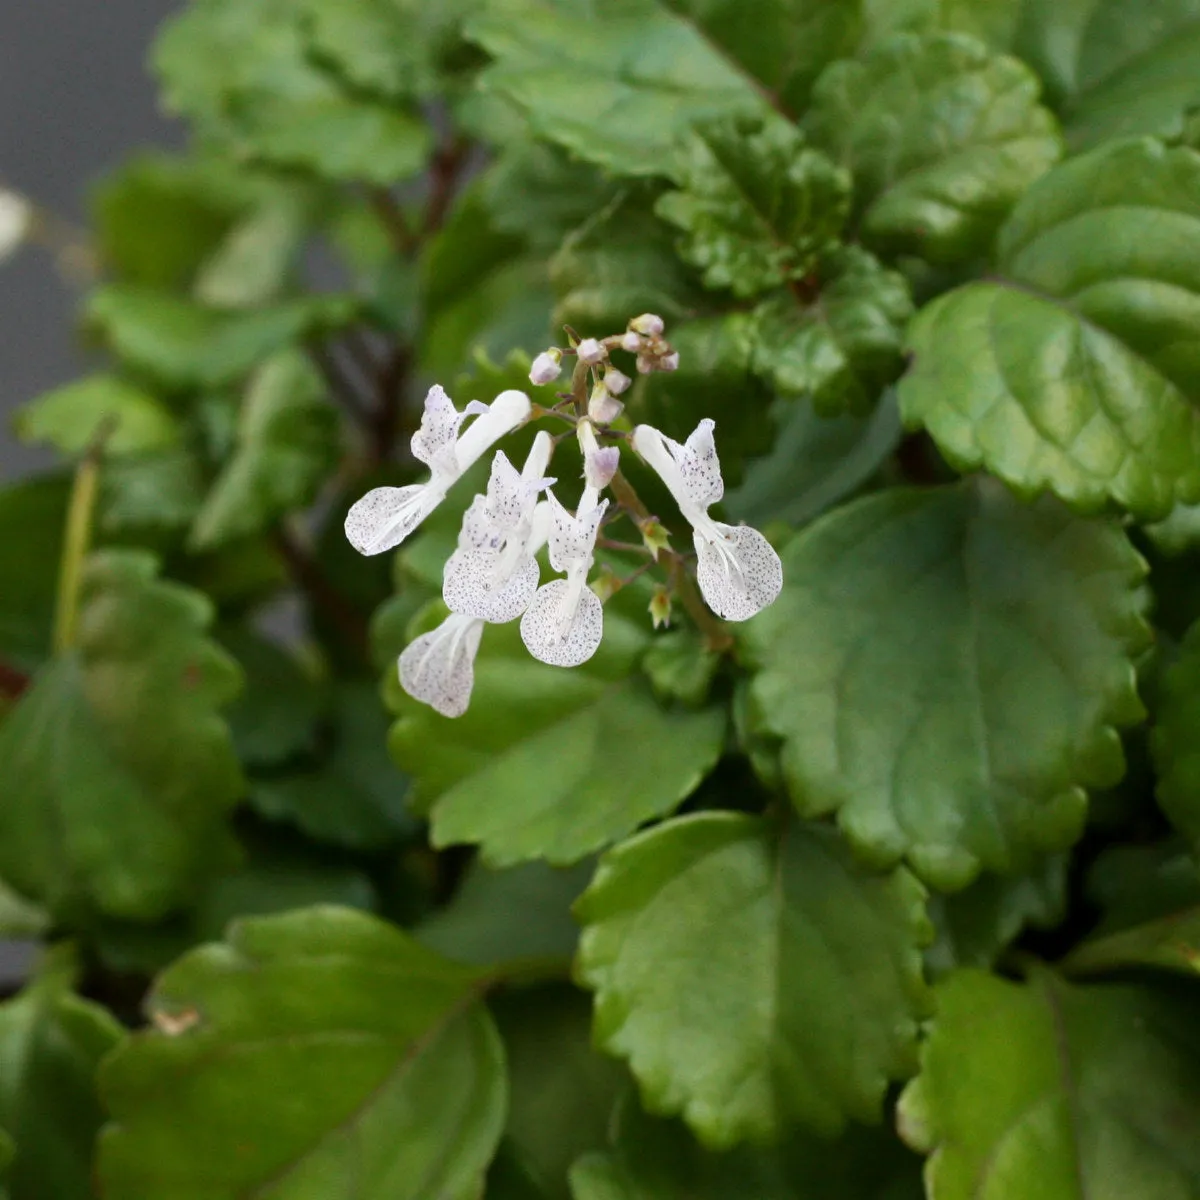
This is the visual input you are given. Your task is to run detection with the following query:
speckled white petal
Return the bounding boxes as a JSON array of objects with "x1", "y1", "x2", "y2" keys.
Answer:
[
  {"x1": 546, "y1": 492, "x2": 608, "y2": 573},
  {"x1": 676, "y1": 418, "x2": 723, "y2": 506},
  {"x1": 443, "y1": 548, "x2": 539, "y2": 623},
  {"x1": 409, "y1": 385, "x2": 461, "y2": 469},
  {"x1": 344, "y1": 483, "x2": 444, "y2": 555},
  {"x1": 694, "y1": 523, "x2": 783, "y2": 621},
  {"x1": 520, "y1": 578, "x2": 604, "y2": 667},
  {"x1": 398, "y1": 613, "x2": 484, "y2": 718}
]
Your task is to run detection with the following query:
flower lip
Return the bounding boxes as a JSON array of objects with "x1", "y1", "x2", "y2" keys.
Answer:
[{"x1": 398, "y1": 612, "x2": 485, "y2": 718}]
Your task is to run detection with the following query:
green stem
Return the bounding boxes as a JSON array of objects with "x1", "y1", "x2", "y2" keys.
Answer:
[{"x1": 54, "y1": 420, "x2": 113, "y2": 654}]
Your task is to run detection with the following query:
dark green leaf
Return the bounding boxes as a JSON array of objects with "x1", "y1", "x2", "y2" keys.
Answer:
[
  {"x1": 0, "y1": 550, "x2": 244, "y2": 921},
  {"x1": 745, "y1": 480, "x2": 1150, "y2": 890},
  {"x1": 98, "y1": 907, "x2": 507, "y2": 1200},
  {"x1": 0, "y1": 475, "x2": 68, "y2": 670},
  {"x1": 655, "y1": 116, "x2": 850, "y2": 298},
  {"x1": 898, "y1": 968, "x2": 1200, "y2": 1196},
  {"x1": 98, "y1": 446, "x2": 207, "y2": 537},
  {"x1": 1153, "y1": 614, "x2": 1200, "y2": 853},
  {"x1": 900, "y1": 138, "x2": 1200, "y2": 518},
  {"x1": 0, "y1": 949, "x2": 124, "y2": 1200},
  {"x1": 807, "y1": 32, "x2": 1061, "y2": 263},
  {"x1": 751, "y1": 246, "x2": 913, "y2": 415},
  {"x1": 576, "y1": 812, "x2": 932, "y2": 1146},
  {"x1": 641, "y1": 629, "x2": 721, "y2": 708}
]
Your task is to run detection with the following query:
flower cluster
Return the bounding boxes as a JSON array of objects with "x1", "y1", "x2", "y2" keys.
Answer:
[{"x1": 345, "y1": 316, "x2": 783, "y2": 717}]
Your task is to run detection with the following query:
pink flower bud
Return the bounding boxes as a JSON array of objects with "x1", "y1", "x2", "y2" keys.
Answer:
[
  {"x1": 529, "y1": 348, "x2": 563, "y2": 386},
  {"x1": 577, "y1": 338, "x2": 606, "y2": 365},
  {"x1": 621, "y1": 331, "x2": 642, "y2": 353},
  {"x1": 630, "y1": 313, "x2": 665, "y2": 337},
  {"x1": 585, "y1": 446, "x2": 620, "y2": 490},
  {"x1": 636, "y1": 353, "x2": 655, "y2": 375},
  {"x1": 660, "y1": 351, "x2": 680, "y2": 372},
  {"x1": 604, "y1": 367, "x2": 631, "y2": 396}
]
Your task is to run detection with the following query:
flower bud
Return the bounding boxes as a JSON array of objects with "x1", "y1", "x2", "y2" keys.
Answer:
[
  {"x1": 577, "y1": 338, "x2": 606, "y2": 365},
  {"x1": 621, "y1": 331, "x2": 642, "y2": 353},
  {"x1": 636, "y1": 353, "x2": 655, "y2": 375},
  {"x1": 604, "y1": 367, "x2": 631, "y2": 396},
  {"x1": 660, "y1": 351, "x2": 680, "y2": 372},
  {"x1": 0, "y1": 191, "x2": 32, "y2": 262},
  {"x1": 529, "y1": 348, "x2": 563, "y2": 386},
  {"x1": 630, "y1": 313, "x2": 665, "y2": 337},
  {"x1": 585, "y1": 445, "x2": 620, "y2": 490},
  {"x1": 588, "y1": 381, "x2": 624, "y2": 424},
  {"x1": 650, "y1": 584, "x2": 672, "y2": 630}
]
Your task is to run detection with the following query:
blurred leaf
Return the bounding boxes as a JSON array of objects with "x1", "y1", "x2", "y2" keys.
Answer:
[
  {"x1": 570, "y1": 1091, "x2": 924, "y2": 1200},
  {"x1": 898, "y1": 968, "x2": 1200, "y2": 1196},
  {"x1": 752, "y1": 246, "x2": 913, "y2": 415},
  {"x1": 493, "y1": 987, "x2": 625, "y2": 1200},
  {"x1": 98, "y1": 907, "x2": 506, "y2": 1199},
  {"x1": 153, "y1": 0, "x2": 433, "y2": 184},
  {"x1": 392, "y1": 618, "x2": 726, "y2": 868},
  {"x1": 0, "y1": 550, "x2": 244, "y2": 922},
  {"x1": 576, "y1": 813, "x2": 932, "y2": 1146},
  {"x1": 252, "y1": 681, "x2": 416, "y2": 851},
  {"x1": 0, "y1": 880, "x2": 50, "y2": 940},
  {"x1": 466, "y1": 0, "x2": 765, "y2": 178},
  {"x1": 0, "y1": 949, "x2": 124, "y2": 1200},
  {"x1": 807, "y1": 31, "x2": 1061, "y2": 263},
  {"x1": 418, "y1": 858, "x2": 593, "y2": 979},
  {"x1": 724, "y1": 391, "x2": 903, "y2": 528},
  {"x1": 655, "y1": 116, "x2": 850, "y2": 298},
  {"x1": 745, "y1": 480, "x2": 1150, "y2": 891},
  {"x1": 190, "y1": 351, "x2": 340, "y2": 550},
  {"x1": 14, "y1": 375, "x2": 180, "y2": 456},
  {"x1": 641, "y1": 629, "x2": 721, "y2": 708},
  {"x1": 99, "y1": 446, "x2": 207, "y2": 537},
  {"x1": 1153, "y1": 614, "x2": 1200, "y2": 853},
  {"x1": 900, "y1": 138, "x2": 1200, "y2": 518}
]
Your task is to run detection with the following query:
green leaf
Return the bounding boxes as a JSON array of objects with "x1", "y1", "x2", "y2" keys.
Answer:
[
  {"x1": 98, "y1": 907, "x2": 507, "y2": 1200},
  {"x1": 418, "y1": 859, "x2": 593, "y2": 980},
  {"x1": 0, "y1": 949, "x2": 124, "y2": 1200},
  {"x1": 924, "y1": 856, "x2": 1066, "y2": 978},
  {"x1": 190, "y1": 351, "x2": 340, "y2": 550},
  {"x1": 724, "y1": 391, "x2": 903, "y2": 528},
  {"x1": 1152, "y1": 614, "x2": 1200, "y2": 853},
  {"x1": 466, "y1": 0, "x2": 765, "y2": 178},
  {"x1": 153, "y1": 0, "x2": 433, "y2": 184},
  {"x1": 575, "y1": 812, "x2": 932, "y2": 1146},
  {"x1": 217, "y1": 625, "x2": 324, "y2": 766},
  {"x1": 898, "y1": 968, "x2": 1200, "y2": 1197},
  {"x1": 745, "y1": 480, "x2": 1150, "y2": 890},
  {"x1": 641, "y1": 629, "x2": 722, "y2": 708},
  {"x1": 0, "y1": 475, "x2": 68, "y2": 670},
  {"x1": 0, "y1": 550, "x2": 244, "y2": 921},
  {"x1": 900, "y1": 138, "x2": 1200, "y2": 518},
  {"x1": 87, "y1": 284, "x2": 358, "y2": 391},
  {"x1": 393, "y1": 620, "x2": 726, "y2": 868},
  {"x1": 655, "y1": 116, "x2": 850, "y2": 299},
  {"x1": 252, "y1": 681, "x2": 416, "y2": 851},
  {"x1": 98, "y1": 446, "x2": 207, "y2": 537},
  {"x1": 807, "y1": 32, "x2": 1061, "y2": 263},
  {"x1": 664, "y1": 0, "x2": 865, "y2": 114},
  {"x1": 569, "y1": 1092, "x2": 924, "y2": 1200},
  {"x1": 14, "y1": 374, "x2": 180, "y2": 456},
  {"x1": 751, "y1": 246, "x2": 913, "y2": 415},
  {"x1": 494, "y1": 986, "x2": 626, "y2": 1200}
]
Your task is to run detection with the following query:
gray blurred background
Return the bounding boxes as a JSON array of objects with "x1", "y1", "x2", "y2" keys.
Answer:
[
  {"x1": 1, "y1": 0, "x2": 180, "y2": 982},
  {"x1": 1, "y1": 0, "x2": 180, "y2": 482}
]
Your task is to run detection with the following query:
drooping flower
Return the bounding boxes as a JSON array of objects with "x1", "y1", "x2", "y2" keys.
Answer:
[
  {"x1": 344, "y1": 385, "x2": 530, "y2": 555},
  {"x1": 520, "y1": 487, "x2": 608, "y2": 667},
  {"x1": 529, "y1": 349, "x2": 562, "y2": 386},
  {"x1": 442, "y1": 432, "x2": 555, "y2": 623},
  {"x1": 398, "y1": 612, "x2": 485, "y2": 718},
  {"x1": 632, "y1": 418, "x2": 782, "y2": 621}
]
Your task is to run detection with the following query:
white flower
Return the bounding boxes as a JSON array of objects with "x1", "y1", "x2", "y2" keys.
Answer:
[
  {"x1": 442, "y1": 432, "x2": 555, "y2": 623},
  {"x1": 577, "y1": 338, "x2": 606, "y2": 365},
  {"x1": 630, "y1": 313, "x2": 664, "y2": 337},
  {"x1": 529, "y1": 349, "x2": 562, "y2": 386},
  {"x1": 578, "y1": 420, "x2": 619, "y2": 489},
  {"x1": 398, "y1": 612, "x2": 484, "y2": 718},
  {"x1": 520, "y1": 487, "x2": 608, "y2": 667},
  {"x1": 344, "y1": 385, "x2": 530, "y2": 555},
  {"x1": 588, "y1": 379, "x2": 624, "y2": 424},
  {"x1": 632, "y1": 419, "x2": 782, "y2": 621},
  {"x1": 604, "y1": 367, "x2": 631, "y2": 396},
  {"x1": 0, "y1": 191, "x2": 32, "y2": 262}
]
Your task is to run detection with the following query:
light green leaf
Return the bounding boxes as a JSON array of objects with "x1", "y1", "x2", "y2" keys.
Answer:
[
  {"x1": 641, "y1": 629, "x2": 721, "y2": 709},
  {"x1": 570, "y1": 1092, "x2": 924, "y2": 1200},
  {"x1": 745, "y1": 480, "x2": 1150, "y2": 890},
  {"x1": 655, "y1": 116, "x2": 850, "y2": 298},
  {"x1": 98, "y1": 447, "x2": 207, "y2": 537},
  {"x1": 0, "y1": 949, "x2": 124, "y2": 1200},
  {"x1": 898, "y1": 968, "x2": 1200, "y2": 1197},
  {"x1": 575, "y1": 812, "x2": 932, "y2": 1146},
  {"x1": 900, "y1": 138, "x2": 1200, "y2": 518},
  {"x1": 153, "y1": 0, "x2": 433, "y2": 183},
  {"x1": 724, "y1": 392, "x2": 903, "y2": 528},
  {"x1": 807, "y1": 32, "x2": 1061, "y2": 263},
  {"x1": 1153, "y1": 614, "x2": 1200, "y2": 853},
  {"x1": 494, "y1": 986, "x2": 626, "y2": 1200},
  {"x1": 0, "y1": 550, "x2": 244, "y2": 921},
  {"x1": 419, "y1": 859, "x2": 593, "y2": 980},
  {"x1": 252, "y1": 681, "x2": 416, "y2": 851},
  {"x1": 98, "y1": 907, "x2": 507, "y2": 1200},
  {"x1": 466, "y1": 0, "x2": 765, "y2": 178},
  {"x1": 395, "y1": 617, "x2": 726, "y2": 868},
  {"x1": 0, "y1": 880, "x2": 50, "y2": 940},
  {"x1": 190, "y1": 351, "x2": 340, "y2": 550},
  {"x1": 14, "y1": 375, "x2": 180, "y2": 456},
  {"x1": 302, "y1": 0, "x2": 434, "y2": 100},
  {"x1": 751, "y1": 246, "x2": 913, "y2": 415}
]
